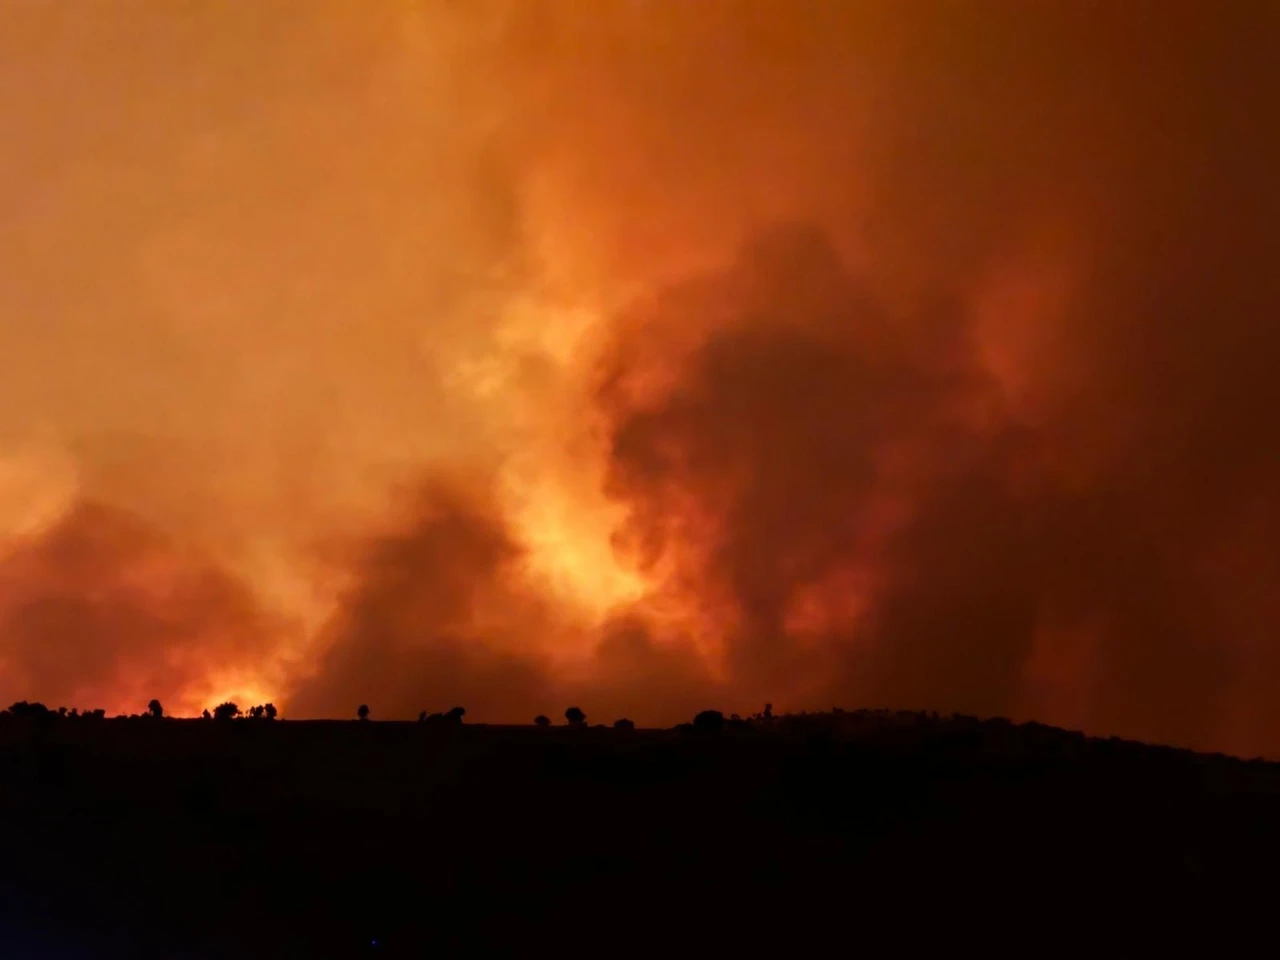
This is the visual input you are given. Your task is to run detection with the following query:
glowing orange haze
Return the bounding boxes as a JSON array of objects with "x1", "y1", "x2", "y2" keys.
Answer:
[{"x1": 2, "y1": 2, "x2": 1279, "y2": 757}]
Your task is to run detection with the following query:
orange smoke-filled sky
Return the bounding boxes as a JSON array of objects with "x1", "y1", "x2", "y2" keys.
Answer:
[{"x1": 2, "y1": 1, "x2": 1278, "y2": 756}]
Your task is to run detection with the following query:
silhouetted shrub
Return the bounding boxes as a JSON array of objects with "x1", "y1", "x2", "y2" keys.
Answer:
[
  {"x1": 148, "y1": 699, "x2": 164, "y2": 719},
  {"x1": 357, "y1": 704, "x2": 370, "y2": 721},
  {"x1": 9, "y1": 701, "x2": 51, "y2": 719},
  {"x1": 693, "y1": 710, "x2": 725, "y2": 733},
  {"x1": 534, "y1": 715, "x2": 551, "y2": 728},
  {"x1": 613, "y1": 718, "x2": 635, "y2": 731},
  {"x1": 565, "y1": 706, "x2": 586, "y2": 727},
  {"x1": 446, "y1": 706, "x2": 466, "y2": 725},
  {"x1": 201, "y1": 709, "x2": 212, "y2": 720},
  {"x1": 213, "y1": 702, "x2": 240, "y2": 721},
  {"x1": 264, "y1": 703, "x2": 278, "y2": 720}
]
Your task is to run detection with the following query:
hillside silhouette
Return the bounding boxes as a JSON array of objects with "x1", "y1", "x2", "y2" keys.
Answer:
[{"x1": 1, "y1": 702, "x2": 1275, "y2": 955}]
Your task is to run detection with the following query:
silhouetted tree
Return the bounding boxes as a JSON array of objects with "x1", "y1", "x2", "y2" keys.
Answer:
[
  {"x1": 613, "y1": 718, "x2": 635, "y2": 731},
  {"x1": 58, "y1": 706, "x2": 68, "y2": 718},
  {"x1": 213, "y1": 702, "x2": 240, "y2": 721},
  {"x1": 446, "y1": 706, "x2": 466, "y2": 725},
  {"x1": 357, "y1": 704, "x2": 370, "y2": 721},
  {"x1": 88, "y1": 708, "x2": 106, "y2": 721},
  {"x1": 201, "y1": 709, "x2": 212, "y2": 720},
  {"x1": 565, "y1": 706, "x2": 586, "y2": 727},
  {"x1": 147, "y1": 699, "x2": 164, "y2": 719},
  {"x1": 694, "y1": 710, "x2": 725, "y2": 733},
  {"x1": 9, "y1": 701, "x2": 51, "y2": 718},
  {"x1": 764, "y1": 703, "x2": 774, "y2": 721},
  {"x1": 68, "y1": 708, "x2": 79, "y2": 718},
  {"x1": 534, "y1": 715, "x2": 551, "y2": 728},
  {"x1": 249, "y1": 705, "x2": 265, "y2": 720},
  {"x1": 264, "y1": 703, "x2": 277, "y2": 720}
]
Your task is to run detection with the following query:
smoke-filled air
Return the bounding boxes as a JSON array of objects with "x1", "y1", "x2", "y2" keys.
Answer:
[{"x1": 1, "y1": 1, "x2": 1278, "y2": 755}]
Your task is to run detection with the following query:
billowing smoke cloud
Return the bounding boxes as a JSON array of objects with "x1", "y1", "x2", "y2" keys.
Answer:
[
  {"x1": 596, "y1": 225, "x2": 1234, "y2": 750},
  {"x1": 2, "y1": 2, "x2": 1279, "y2": 754},
  {"x1": 287, "y1": 480, "x2": 558, "y2": 721},
  {"x1": 0, "y1": 500, "x2": 290, "y2": 714},
  {"x1": 287, "y1": 476, "x2": 722, "y2": 724}
]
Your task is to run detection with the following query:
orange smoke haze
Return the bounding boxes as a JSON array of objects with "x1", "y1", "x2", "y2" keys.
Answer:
[{"x1": 2, "y1": 2, "x2": 1278, "y2": 755}]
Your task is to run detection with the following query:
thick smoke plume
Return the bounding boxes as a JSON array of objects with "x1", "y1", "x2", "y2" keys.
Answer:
[
  {"x1": 597, "y1": 225, "x2": 1233, "y2": 750},
  {"x1": 1, "y1": 2, "x2": 1278, "y2": 755},
  {"x1": 0, "y1": 500, "x2": 292, "y2": 715}
]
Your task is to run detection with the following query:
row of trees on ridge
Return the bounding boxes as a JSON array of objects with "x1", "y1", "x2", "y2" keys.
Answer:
[{"x1": 5, "y1": 700, "x2": 783, "y2": 732}]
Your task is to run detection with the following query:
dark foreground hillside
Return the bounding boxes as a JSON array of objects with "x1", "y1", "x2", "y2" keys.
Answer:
[{"x1": 2, "y1": 709, "x2": 1277, "y2": 956}]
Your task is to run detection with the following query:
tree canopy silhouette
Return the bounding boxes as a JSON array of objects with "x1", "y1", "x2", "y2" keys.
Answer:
[
  {"x1": 147, "y1": 699, "x2": 164, "y2": 719},
  {"x1": 534, "y1": 715, "x2": 551, "y2": 728},
  {"x1": 565, "y1": 706, "x2": 586, "y2": 727},
  {"x1": 8, "y1": 701, "x2": 51, "y2": 718},
  {"x1": 694, "y1": 710, "x2": 725, "y2": 733},
  {"x1": 357, "y1": 704, "x2": 370, "y2": 721},
  {"x1": 213, "y1": 702, "x2": 240, "y2": 721}
]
